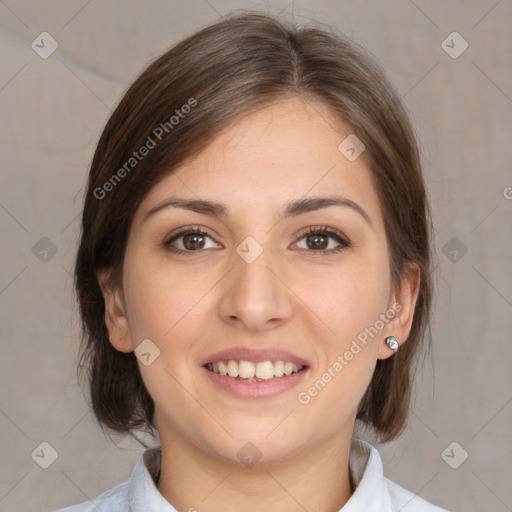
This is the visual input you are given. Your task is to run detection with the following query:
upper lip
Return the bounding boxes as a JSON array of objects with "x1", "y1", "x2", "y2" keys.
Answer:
[{"x1": 201, "y1": 346, "x2": 310, "y2": 367}]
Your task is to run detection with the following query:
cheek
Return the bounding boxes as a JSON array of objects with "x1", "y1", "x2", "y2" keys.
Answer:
[
  {"x1": 297, "y1": 266, "x2": 388, "y2": 418},
  {"x1": 301, "y1": 257, "x2": 390, "y2": 347},
  {"x1": 122, "y1": 254, "x2": 215, "y2": 342}
]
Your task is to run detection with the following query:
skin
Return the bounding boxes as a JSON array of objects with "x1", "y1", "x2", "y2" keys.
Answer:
[{"x1": 99, "y1": 96, "x2": 420, "y2": 512}]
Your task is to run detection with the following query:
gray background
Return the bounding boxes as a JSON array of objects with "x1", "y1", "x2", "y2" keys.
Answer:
[{"x1": 1, "y1": 1, "x2": 511, "y2": 511}]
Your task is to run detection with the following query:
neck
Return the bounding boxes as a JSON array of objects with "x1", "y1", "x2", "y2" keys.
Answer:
[{"x1": 156, "y1": 429, "x2": 355, "y2": 512}]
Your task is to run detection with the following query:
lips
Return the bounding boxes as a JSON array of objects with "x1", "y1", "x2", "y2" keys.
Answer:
[{"x1": 201, "y1": 348, "x2": 310, "y2": 398}]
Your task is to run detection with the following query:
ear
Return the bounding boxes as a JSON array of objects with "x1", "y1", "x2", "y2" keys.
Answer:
[
  {"x1": 97, "y1": 269, "x2": 134, "y2": 353},
  {"x1": 378, "y1": 262, "x2": 421, "y2": 360}
]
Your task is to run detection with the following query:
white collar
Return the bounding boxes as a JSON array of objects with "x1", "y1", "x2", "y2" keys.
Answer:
[{"x1": 126, "y1": 438, "x2": 440, "y2": 511}]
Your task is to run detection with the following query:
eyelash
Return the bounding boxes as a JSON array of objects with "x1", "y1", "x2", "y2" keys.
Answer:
[{"x1": 163, "y1": 225, "x2": 351, "y2": 255}]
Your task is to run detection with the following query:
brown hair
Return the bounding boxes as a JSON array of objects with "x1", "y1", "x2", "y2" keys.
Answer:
[{"x1": 75, "y1": 11, "x2": 433, "y2": 445}]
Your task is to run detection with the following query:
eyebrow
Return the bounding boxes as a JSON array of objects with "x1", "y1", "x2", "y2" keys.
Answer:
[{"x1": 144, "y1": 195, "x2": 373, "y2": 228}]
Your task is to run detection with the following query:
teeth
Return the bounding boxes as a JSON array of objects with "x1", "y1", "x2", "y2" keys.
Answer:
[
  {"x1": 255, "y1": 361, "x2": 273, "y2": 380},
  {"x1": 227, "y1": 360, "x2": 239, "y2": 378},
  {"x1": 218, "y1": 361, "x2": 228, "y2": 376},
  {"x1": 206, "y1": 360, "x2": 304, "y2": 380},
  {"x1": 239, "y1": 360, "x2": 255, "y2": 378}
]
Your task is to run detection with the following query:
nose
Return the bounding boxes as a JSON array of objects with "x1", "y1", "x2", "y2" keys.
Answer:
[{"x1": 218, "y1": 243, "x2": 293, "y2": 332}]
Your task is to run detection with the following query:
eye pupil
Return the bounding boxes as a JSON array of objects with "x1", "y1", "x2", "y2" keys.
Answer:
[
  {"x1": 307, "y1": 234, "x2": 328, "y2": 250},
  {"x1": 183, "y1": 233, "x2": 205, "y2": 250}
]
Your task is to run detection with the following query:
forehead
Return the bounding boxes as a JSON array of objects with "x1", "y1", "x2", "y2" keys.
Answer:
[{"x1": 136, "y1": 96, "x2": 382, "y2": 225}]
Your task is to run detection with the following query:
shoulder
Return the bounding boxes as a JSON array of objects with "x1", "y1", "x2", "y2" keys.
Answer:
[
  {"x1": 348, "y1": 439, "x2": 450, "y2": 512},
  {"x1": 53, "y1": 480, "x2": 130, "y2": 512},
  {"x1": 385, "y1": 477, "x2": 451, "y2": 512}
]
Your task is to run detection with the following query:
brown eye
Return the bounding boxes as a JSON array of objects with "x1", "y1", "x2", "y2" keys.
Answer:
[
  {"x1": 164, "y1": 228, "x2": 219, "y2": 252},
  {"x1": 305, "y1": 233, "x2": 329, "y2": 250},
  {"x1": 295, "y1": 227, "x2": 350, "y2": 253},
  {"x1": 182, "y1": 232, "x2": 206, "y2": 250}
]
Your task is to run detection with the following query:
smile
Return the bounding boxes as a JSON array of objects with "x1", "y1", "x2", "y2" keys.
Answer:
[{"x1": 205, "y1": 360, "x2": 305, "y2": 381}]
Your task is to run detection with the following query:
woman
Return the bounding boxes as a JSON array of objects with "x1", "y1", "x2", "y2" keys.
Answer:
[{"x1": 57, "y1": 11, "x2": 449, "y2": 512}]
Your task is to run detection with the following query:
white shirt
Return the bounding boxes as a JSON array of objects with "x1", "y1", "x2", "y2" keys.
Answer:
[{"x1": 55, "y1": 438, "x2": 449, "y2": 511}]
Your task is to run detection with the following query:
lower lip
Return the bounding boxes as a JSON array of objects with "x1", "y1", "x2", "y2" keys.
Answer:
[{"x1": 201, "y1": 366, "x2": 309, "y2": 398}]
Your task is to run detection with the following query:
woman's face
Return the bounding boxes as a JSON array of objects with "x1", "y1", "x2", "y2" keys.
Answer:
[{"x1": 102, "y1": 96, "x2": 418, "y2": 465}]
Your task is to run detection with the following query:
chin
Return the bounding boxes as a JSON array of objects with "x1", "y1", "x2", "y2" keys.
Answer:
[{"x1": 205, "y1": 422, "x2": 306, "y2": 467}]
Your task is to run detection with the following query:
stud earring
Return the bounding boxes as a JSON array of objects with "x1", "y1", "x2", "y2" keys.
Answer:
[{"x1": 385, "y1": 336, "x2": 399, "y2": 352}]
